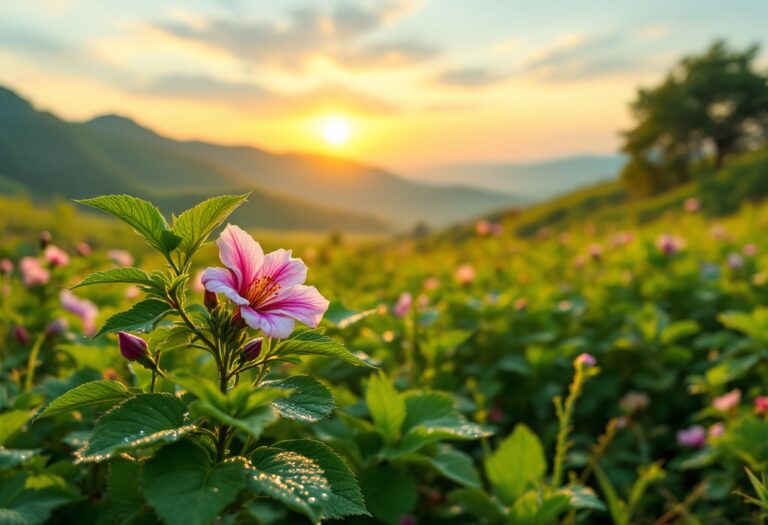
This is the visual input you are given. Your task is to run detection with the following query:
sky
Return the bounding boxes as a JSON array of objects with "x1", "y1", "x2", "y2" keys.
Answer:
[{"x1": 1, "y1": 0, "x2": 767, "y2": 175}]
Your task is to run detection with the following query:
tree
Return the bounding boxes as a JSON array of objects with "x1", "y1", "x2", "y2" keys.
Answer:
[{"x1": 621, "y1": 41, "x2": 768, "y2": 197}]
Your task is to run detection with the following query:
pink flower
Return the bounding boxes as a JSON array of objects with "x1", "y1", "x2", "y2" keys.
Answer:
[
  {"x1": 713, "y1": 389, "x2": 741, "y2": 412},
  {"x1": 0, "y1": 259, "x2": 12, "y2": 275},
  {"x1": 19, "y1": 257, "x2": 50, "y2": 287},
  {"x1": 490, "y1": 223, "x2": 504, "y2": 237},
  {"x1": 393, "y1": 292, "x2": 413, "y2": 318},
  {"x1": 743, "y1": 244, "x2": 758, "y2": 257},
  {"x1": 514, "y1": 297, "x2": 528, "y2": 312},
  {"x1": 708, "y1": 422, "x2": 725, "y2": 439},
  {"x1": 656, "y1": 234, "x2": 685, "y2": 255},
  {"x1": 754, "y1": 396, "x2": 768, "y2": 415},
  {"x1": 683, "y1": 197, "x2": 700, "y2": 213},
  {"x1": 423, "y1": 277, "x2": 440, "y2": 291},
  {"x1": 677, "y1": 425, "x2": 706, "y2": 448},
  {"x1": 587, "y1": 244, "x2": 603, "y2": 261},
  {"x1": 727, "y1": 252, "x2": 744, "y2": 270},
  {"x1": 76, "y1": 242, "x2": 92, "y2": 257},
  {"x1": 107, "y1": 249, "x2": 134, "y2": 267},
  {"x1": 202, "y1": 225, "x2": 329, "y2": 339},
  {"x1": 60, "y1": 289, "x2": 99, "y2": 336},
  {"x1": 455, "y1": 263, "x2": 475, "y2": 285},
  {"x1": 43, "y1": 245, "x2": 69, "y2": 267},
  {"x1": 475, "y1": 220, "x2": 491, "y2": 236},
  {"x1": 574, "y1": 353, "x2": 596, "y2": 368}
]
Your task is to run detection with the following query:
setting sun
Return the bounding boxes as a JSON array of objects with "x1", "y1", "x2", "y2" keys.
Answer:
[{"x1": 322, "y1": 117, "x2": 351, "y2": 146}]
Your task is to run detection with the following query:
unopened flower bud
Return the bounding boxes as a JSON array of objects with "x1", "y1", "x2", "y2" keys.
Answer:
[
  {"x1": 39, "y1": 231, "x2": 52, "y2": 249},
  {"x1": 13, "y1": 325, "x2": 29, "y2": 345},
  {"x1": 204, "y1": 290, "x2": 219, "y2": 311},
  {"x1": 574, "y1": 353, "x2": 596, "y2": 368},
  {"x1": 118, "y1": 331, "x2": 149, "y2": 361},
  {"x1": 242, "y1": 337, "x2": 264, "y2": 361}
]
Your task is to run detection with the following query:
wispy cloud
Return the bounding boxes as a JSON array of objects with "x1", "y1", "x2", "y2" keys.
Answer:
[
  {"x1": 154, "y1": 1, "x2": 437, "y2": 70},
  {"x1": 435, "y1": 66, "x2": 508, "y2": 87}
]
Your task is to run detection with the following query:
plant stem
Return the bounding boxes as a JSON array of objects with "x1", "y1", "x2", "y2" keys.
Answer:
[
  {"x1": 24, "y1": 333, "x2": 46, "y2": 392},
  {"x1": 551, "y1": 364, "x2": 586, "y2": 488}
]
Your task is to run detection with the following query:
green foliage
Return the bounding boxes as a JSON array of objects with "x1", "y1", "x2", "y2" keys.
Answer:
[
  {"x1": 274, "y1": 329, "x2": 376, "y2": 367},
  {"x1": 485, "y1": 424, "x2": 547, "y2": 505},
  {"x1": 171, "y1": 193, "x2": 249, "y2": 260},
  {"x1": 72, "y1": 267, "x2": 164, "y2": 290},
  {"x1": 365, "y1": 373, "x2": 406, "y2": 445},
  {"x1": 94, "y1": 299, "x2": 173, "y2": 337},
  {"x1": 75, "y1": 393, "x2": 194, "y2": 463},
  {"x1": 0, "y1": 473, "x2": 72, "y2": 525},
  {"x1": 264, "y1": 375, "x2": 335, "y2": 423},
  {"x1": 36, "y1": 380, "x2": 131, "y2": 419}
]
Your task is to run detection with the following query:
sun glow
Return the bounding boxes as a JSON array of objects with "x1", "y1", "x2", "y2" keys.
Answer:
[{"x1": 322, "y1": 117, "x2": 351, "y2": 146}]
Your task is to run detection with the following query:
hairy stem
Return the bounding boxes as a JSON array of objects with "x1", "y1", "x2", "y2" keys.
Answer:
[
  {"x1": 24, "y1": 333, "x2": 46, "y2": 392},
  {"x1": 551, "y1": 364, "x2": 586, "y2": 488}
]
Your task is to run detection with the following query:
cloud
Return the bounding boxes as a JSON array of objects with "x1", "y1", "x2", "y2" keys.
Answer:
[
  {"x1": 136, "y1": 74, "x2": 398, "y2": 115},
  {"x1": 524, "y1": 32, "x2": 656, "y2": 81},
  {"x1": 435, "y1": 66, "x2": 508, "y2": 87},
  {"x1": 154, "y1": 1, "x2": 437, "y2": 70}
]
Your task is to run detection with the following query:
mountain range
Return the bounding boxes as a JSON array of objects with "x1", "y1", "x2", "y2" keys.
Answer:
[
  {"x1": 0, "y1": 86, "x2": 523, "y2": 233},
  {"x1": 417, "y1": 155, "x2": 625, "y2": 201}
]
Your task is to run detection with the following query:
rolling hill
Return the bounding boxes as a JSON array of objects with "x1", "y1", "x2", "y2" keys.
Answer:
[{"x1": 0, "y1": 85, "x2": 521, "y2": 232}]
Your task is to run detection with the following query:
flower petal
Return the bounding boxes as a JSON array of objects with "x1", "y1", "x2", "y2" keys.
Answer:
[
  {"x1": 201, "y1": 267, "x2": 249, "y2": 305},
  {"x1": 240, "y1": 306, "x2": 296, "y2": 339},
  {"x1": 257, "y1": 249, "x2": 308, "y2": 287},
  {"x1": 261, "y1": 285, "x2": 329, "y2": 328},
  {"x1": 216, "y1": 224, "x2": 264, "y2": 290}
]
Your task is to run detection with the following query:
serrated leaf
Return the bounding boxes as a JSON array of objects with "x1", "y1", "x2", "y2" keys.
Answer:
[
  {"x1": 75, "y1": 393, "x2": 195, "y2": 463},
  {"x1": 0, "y1": 410, "x2": 32, "y2": 446},
  {"x1": 264, "y1": 376, "x2": 334, "y2": 423},
  {"x1": 485, "y1": 423, "x2": 546, "y2": 506},
  {"x1": 37, "y1": 380, "x2": 132, "y2": 419},
  {"x1": 275, "y1": 330, "x2": 375, "y2": 368},
  {"x1": 0, "y1": 448, "x2": 39, "y2": 470},
  {"x1": 273, "y1": 439, "x2": 369, "y2": 519},
  {"x1": 71, "y1": 267, "x2": 162, "y2": 291},
  {"x1": 142, "y1": 440, "x2": 246, "y2": 525},
  {"x1": 108, "y1": 459, "x2": 145, "y2": 518},
  {"x1": 172, "y1": 194, "x2": 249, "y2": 258},
  {"x1": 94, "y1": 299, "x2": 173, "y2": 338},
  {"x1": 0, "y1": 473, "x2": 72, "y2": 525},
  {"x1": 247, "y1": 446, "x2": 331, "y2": 523},
  {"x1": 76, "y1": 195, "x2": 170, "y2": 253},
  {"x1": 365, "y1": 373, "x2": 405, "y2": 445},
  {"x1": 190, "y1": 401, "x2": 277, "y2": 441}
]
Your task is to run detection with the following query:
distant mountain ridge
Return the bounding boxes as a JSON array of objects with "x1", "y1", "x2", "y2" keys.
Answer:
[
  {"x1": 419, "y1": 155, "x2": 625, "y2": 201},
  {"x1": 0, "y1": 85, "x2": 521, "y2": 232}
]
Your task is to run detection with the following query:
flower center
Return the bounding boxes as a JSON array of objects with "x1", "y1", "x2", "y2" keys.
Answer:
[{"x1": 244, "y1": 276, "x2": 282, "y2": 307}]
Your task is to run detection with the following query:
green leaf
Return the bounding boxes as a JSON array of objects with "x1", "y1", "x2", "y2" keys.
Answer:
[
  {"x1": 594, "y1": 464, "x2": 628, "y2": 525},
  {"x1": 402, "y1": 391, "x2": 455, "y2": 432},
  {"x1": 190, "y1": 401, "x2": 277, "y2": 441},
  {"x1": 264, "y1": 376, "x2": 335, "y2": 423},
  {"x1": 0, "y1": 411, "x2": 32, "y2": 446},
  {"x1": 365, "y1": 373, "x2": 405, "y2": 444},
  {"x1": 172, "y1": 194, "x2": 249, "y2": 258},
  {"x1": 75, "y1": 393, "x2": 195, "y2": 463},
  {"x1": 76, "y1": 195, "x2": 171, "y2": 253},
  {"x1": 660, "y1": 320, "x2": 700, "y2": 345},
  {"x1": 359, "y1": 465, "x2": 417, "y2": 525},
  {"x1": 275, "y1": 330, "x2": 375, "y2": 368},
  {"x1": 0, "y1": 473, "x2": 72, "y2": 525},
  {"x1": 560, "y1": 484, "x2": 606, "y2": 511},
  {"x1": 484, "y1": 423, "x2": 546, "y2": 506},
  {"x1": 94, "y1": 299, "x2": 173, "y2": 338},
  {"x1": 247, "y1": 446, "x2": 331, "y2": 523},
  {"x1": 273, "y1": 439, "x2": 369, "y2": 519},
  {"x1": 0, "y1": 448, "x2": 39, "y2": 470},
  {"x1": 108, "y1": 459, "x2": 145, "y2": 519},
  {"x1": 142, "y1": 440, "x2": 246, "y2": 525},
  {"x1": 416, "y1": 448, "x2": 481, "y2": 488},
  {"x1": 449, "y1": 488, "x2": 505, "y2": 524},
  {"x1": 37, "y1": 380, "x2": 132, "y2": 419},
  {"x1": 71, "y1": 267, "x2": 163, "y2": 291}
]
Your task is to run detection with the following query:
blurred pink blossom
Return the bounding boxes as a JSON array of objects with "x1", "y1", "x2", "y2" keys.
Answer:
[
  {"x1": 20, "y1": 257, "x2": 50, "y2": 287},
  {"x1": 743, "y1": 244, "x2": 758, "y2": 257},
  {"x1": 708, "y1": 422, "x2": 725, "y2": 439},
  {"x1": 490, "y1": 223, "x2": 504, "y2": 236},
  {"x1": 587, "y1": 244, "x2": 603, "y2": 261},
  {"x1": 683, "y1": 197, "x2": 700, "y2": 213},
  {"x1": 60, "y1": 289, "x2": 99, "y2": 336},
  {"x1": 107, "y1": 249, "x2": 134, "y2": 267},
  {"x1": 656, "y1": 233, "x2": 685, "y2": 255},
  {"x1": 43, "y1": 245, "x2": 69, "y2": 267},
  {"x1": 124, "y1": 286, "x2": 140, "y2": 299},
  {"x1": 713, "y1": 389, "x2": 741, "y2": 412},
  {"x1": 620, "y1": 391, "x2": 649, "y2": 414},
  {"x1": 514, "y1": 297, "x2": 528, "y2": 312},
  {"x1": 393, "y1": 292, "x2": 413, "y2": 318},
  {"x1": 455, "y1": 263, "x2": 475, "y2": 285},
  {"x1": 475, "y1": 220, "x2": 491, "y2": 236},
  {"x1": 76, "y1": 242, "x2": 92, "y2": 257},
  {"x1": 727, "y1": 252, "x2": 744, "y2": 270},
  {"x1": 423, "y1": 277, "x2": 440, "y2": 291},
  {"x1": 677, "y1": 425, "x2": 706, "y2": 448},
  {"x1": 0, "y1": 259, "x2": 13, "y2": 275},
  {"x1": 754, "y1": 396, "x2": 768, "y2": 415},
  {"x1": 574, "y1": 353, "x2": 596, "y2": 368}
]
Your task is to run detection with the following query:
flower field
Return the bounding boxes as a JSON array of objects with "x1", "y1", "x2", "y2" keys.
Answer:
[{"x1": 1, "y1": 192, "x2": 767, "y2": 525}]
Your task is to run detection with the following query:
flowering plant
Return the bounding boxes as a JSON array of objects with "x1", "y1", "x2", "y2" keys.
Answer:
[{"x1": 34, "y1": 194, "x2": 374, "y2": 524}]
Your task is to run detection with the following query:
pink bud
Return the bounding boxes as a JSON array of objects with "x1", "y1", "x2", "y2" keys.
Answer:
[
  {"x1": 13, "y1": 325, "x2": 29, "y2": 346},
  {"x1": 677, "y1": 425, "x2": 706, "y2": 448},
  {"x1": 242, "y1": 337, "x2": 264, "y2": 361},
  {"x1": 708, "y1": 422, "x2": 725, "y2": 439},
  {"x1": 754, "y1": 396, "x2": 768, "y2": 415},
  {"x1": 393, "y1": 292, "x2": 413, "y2": 318},
  {"x1": 204, "y1": 290, "x2": 219, "y2": 311},
  {"x1": 76, "y1": 242, "x2": 92, "y2": 257},
  {"x1": 574, "y1": 353, "x2": 596, "y2": 368},
  {"x1": 117, "y1": 332, "x2": 148, "y2": 361}
]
